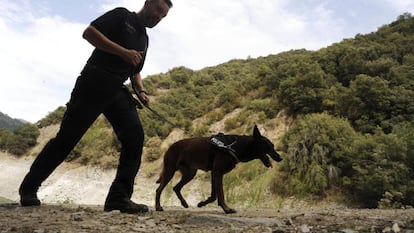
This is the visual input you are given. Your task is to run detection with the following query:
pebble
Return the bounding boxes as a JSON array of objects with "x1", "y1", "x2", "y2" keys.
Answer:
[
  {"x1": 383, "y1": 226, "x2": 392, "y2": 232},
  {"x1": 284, "y1": 218, "x2": 293, "y2": 225},
  {"x1": 71, "y1": 211, "x2": 85, "y2": 221},
  {"x1": 341, "y1": 229, "x2": 356, "y2": 233},
  {"x1": 300, "y1": 224, "x2": 310, "y2": 233},
  {"x1": 145, "y1": 219, "x2": 157, "y2": 227},
  {"x1": 392, "y1": 223, "x2": 401, "y2": 233}
]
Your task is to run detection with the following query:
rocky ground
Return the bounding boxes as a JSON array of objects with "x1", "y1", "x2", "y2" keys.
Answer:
[{"x1": 0, "y1": 201, "x2": 414, "y2": 233}]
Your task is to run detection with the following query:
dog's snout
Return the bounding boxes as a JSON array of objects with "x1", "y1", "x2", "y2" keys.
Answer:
[{"x1": 271, "y1": 151, "x2": 283, "y2": 162}]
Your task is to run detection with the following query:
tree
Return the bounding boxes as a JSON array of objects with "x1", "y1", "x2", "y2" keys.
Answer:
[
  {"x1": 348, "y1": 130, "x2": 411, "y2": 207},
  {"x1": 0, "y1": 123, "x2": 40, "y2": 156},
  {"x1": 279, "y1": 62, "x2": 335, "y2": 114},
  {"x1": 0, "y1": 128, "x2": 13, "y2": 150},
  {"x1": 273, "y1": 113, "x2": 357, "y2": 196},
  {"x1": 336, "y1": 75, "x2": 393, "y2": 133},
  {"x1": 169, "y1": 66, "x2": 194, "y2": 87}
]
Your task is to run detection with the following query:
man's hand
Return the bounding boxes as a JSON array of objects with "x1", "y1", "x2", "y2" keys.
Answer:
[
  {"x1": 122, "y1": 49, "x2": 144, "y2": 67},
  {"x1": 131, "y1": 72, "x2": 149, "y2": 106},
  {"x1": 138, "y1": 91, "x2": 150, "y2": 106},
  {"x1": 83, "y1": 26, "x2": 144, "y2": 66}
]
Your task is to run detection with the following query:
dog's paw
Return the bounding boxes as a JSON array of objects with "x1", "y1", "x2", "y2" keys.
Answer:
[
  {"x1": 155, "y1": 206, "x2": 164, "y2": 211},
  {"x1": 224, "y1": 208, "x2": 237, "y2": 214},
  {"x1": 181, "y1": 202, "x2": 189, "y2": 208}
]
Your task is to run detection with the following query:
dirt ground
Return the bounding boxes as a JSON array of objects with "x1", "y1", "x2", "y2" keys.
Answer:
[{"x1": 0, "y1": 201, "x2": 414, "y2": 233}]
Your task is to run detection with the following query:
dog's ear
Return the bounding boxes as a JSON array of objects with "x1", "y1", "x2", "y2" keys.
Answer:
[{"x1": 253, "y1": 124, "x2": 262, "y2": 139}]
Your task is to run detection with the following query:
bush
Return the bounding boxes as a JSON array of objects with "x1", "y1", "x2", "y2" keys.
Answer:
[
  {"x1": 217, "y1": 89, "x2": 241, "y2": 107},
  {"x1": 68, "y1": 117, "x2": 120, "y2": 169},
  {"x1": 224, "y1": 160, "x2": 274, "y2": 207},
  {"x1": 0, "y1": 128, "x2": 13, "y2": 149},
  {"x1": 273, "y1": 113, "x2": 357, "y2": 196},
  {"x1": 347, "y1": 130, "x2": 412, "y2": 207},
  {"x1": 37, "y1": 106, "x2": 66, "y2": 128},
  {"x1": 0, "y1": 123, "x2": 39, "y2": 156},
  {"x1": 278, "y1": 62, "x2": 335, "y2": 115},
  {"x1": 246, "y1": 98, "x2": 279, "y2": 118},
  {"x1": 192, "y1": 125, "x2": 209, "y2": 137},
  {"x1": 205, "y1": 109, "x2": 225, "y2": 124},
  {"x1": 378, "y1": 191, "x2": 404, "y2": 209},
  {"x1": 143, "y1": 137, "x2": 163, "y2": 162},
  {"x1": 224, "y1": 117, "x2": 239, "y2": 131}
]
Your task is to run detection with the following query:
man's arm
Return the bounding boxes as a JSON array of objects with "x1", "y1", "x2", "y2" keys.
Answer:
[
  {"x1": 82, "y1": 25, "x2": 143, "y2": 66},
  {"x1": 131, "y1": 73, "x2": 150, "y2": 106}
]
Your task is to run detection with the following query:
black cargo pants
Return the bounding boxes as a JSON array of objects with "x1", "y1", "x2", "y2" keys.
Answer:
[{"x1": 20, "y1": 65, "x2": 144, "y2": 201}]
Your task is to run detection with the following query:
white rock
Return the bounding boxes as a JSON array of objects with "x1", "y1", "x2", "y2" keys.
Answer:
[{"x1": 392, "y1": 223, "x2": 401, "y2": 233}]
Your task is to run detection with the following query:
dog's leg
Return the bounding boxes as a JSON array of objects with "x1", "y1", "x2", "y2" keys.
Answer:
[
  {"x1": 173, "y1": 166, "x2": 197, "y2": 208},
  {"x1": 155, "y1": 166, "x2": 177, "y2": 212},
  {"x1": 197, "y1": 174, "x2": 217, "y2": 208},
  {"x1": 213, "y1": 171, "x2": 236, "y2": 214}
]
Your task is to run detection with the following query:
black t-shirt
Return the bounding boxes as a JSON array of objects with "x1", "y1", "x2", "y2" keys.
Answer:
[{"x1": 87, "y1": 7, "x2": 148, "y2": 81}]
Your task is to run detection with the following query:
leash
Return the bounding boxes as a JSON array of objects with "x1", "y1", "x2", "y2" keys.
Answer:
[
  {"x1": 130, "y1": 69, "x2": 240, "y2": 162},
  {"x1": 130, "y1": 69, "x2": 196, "y2": 137},
  {"x1": 141, "y1": 100, "x2": 196, "y2": 137}
]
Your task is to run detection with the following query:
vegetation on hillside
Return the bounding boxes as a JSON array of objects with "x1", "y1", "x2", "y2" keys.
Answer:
[
  {"x1": 0, "y1": 123, "x2": 39, "y2": 156},
  {"x1": 0, "y1": 112, "x2": 24, "y2": 131},
  {"x1": 7, "y1": 13, "x2": 414, "y2": 208}
]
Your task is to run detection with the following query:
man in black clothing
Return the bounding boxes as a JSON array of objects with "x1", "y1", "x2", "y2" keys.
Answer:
[{"x1": 19, "y1": 0, "x2": 172, "y2": 214}]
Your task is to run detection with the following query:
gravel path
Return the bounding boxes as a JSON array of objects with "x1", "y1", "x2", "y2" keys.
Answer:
[{"x1": 0, "y1": 202, "x2": 413, "y2": 233}]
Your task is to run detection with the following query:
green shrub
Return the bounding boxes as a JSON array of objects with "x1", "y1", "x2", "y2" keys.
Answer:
[
  {"x1": 143, "y1": 137, "x2": 163, "y2": 162},
  {"x1": 0, "y1": 128, "x2": 13, "y2": 149},
  {"x1": 192, "y1": 125, "x2": 209, "y2": 137},
  {"x1": 0, "y1": 124, "x2": 39, "y2": 156},
  {"x1": 378, "y1": 191, "x2": 404, "y2": 209},
  {"x1": 37, "y1": 106, "x2": 66, "y2": 128},
  {"x1": 347, "y1": 130, "x2": 412, "y2": 207},
  {"x1": 205, "y1": 109, "x2": 225, "y2": 124},
  {"x1": 68, "y1": 117, "x2": 119, "y2": 169},
  {"x1": 224, "y1": 160, "x2": 274, "y2": 207},
  {"x1": 274, "y1": 113, "x2": 357, "y2": 196},
  {"x1": 246, "y1": 98, "x2": 279, "y2": 118},
  {"x1": 224, "y1": 117, "x2": 239, "y2": 131}
]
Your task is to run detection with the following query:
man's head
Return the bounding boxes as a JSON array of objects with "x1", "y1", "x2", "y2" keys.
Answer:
[{"x1": 140, "y1": 0, "x2": 172, "y2": 28}]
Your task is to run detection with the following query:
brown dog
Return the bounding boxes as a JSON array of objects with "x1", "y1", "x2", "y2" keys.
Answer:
[{"x1": 155, "y1": 125, "x2": 282, "y2": 214}]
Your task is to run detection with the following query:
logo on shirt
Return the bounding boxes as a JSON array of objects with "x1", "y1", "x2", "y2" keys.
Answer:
[{"x1": 125, "y1": 21, "x2": 136, "y2": 34}]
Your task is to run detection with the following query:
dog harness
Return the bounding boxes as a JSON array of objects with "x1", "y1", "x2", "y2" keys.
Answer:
[{"x1": 210, "y1": 133, "x2": 240, "y2": 163}]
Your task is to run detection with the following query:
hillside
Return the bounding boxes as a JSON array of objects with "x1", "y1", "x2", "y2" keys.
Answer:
[
  {"x1": 0, "y1": 111, "x2": 24, "y2": 130},
  {"x1": 3, "y1": 13, "x2": 414, "y2": 211}
]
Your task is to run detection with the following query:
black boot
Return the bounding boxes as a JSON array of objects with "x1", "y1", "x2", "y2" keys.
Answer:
[
  {"x1": 19, "y1": 185, "x2": 40, "y2": 206},
  {"x1": 104, "y1": 198, "x2": 148, "y2": 214}
]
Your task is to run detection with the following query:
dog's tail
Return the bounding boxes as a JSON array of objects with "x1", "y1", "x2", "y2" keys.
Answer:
[
  {"x1": 156, "y1": 151, "x2": 168, "y2": 184},
  {"x1": 156, "y1": 144, "x2": 178, "y2": 184}
]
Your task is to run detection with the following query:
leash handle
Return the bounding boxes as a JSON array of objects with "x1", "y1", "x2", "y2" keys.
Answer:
[
  {"x1": 133, "y1": 84, "x2": 148, "y2": 107},
  {"x1": 130, "y1": 69, "x2": 148, "y2": 106}
]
